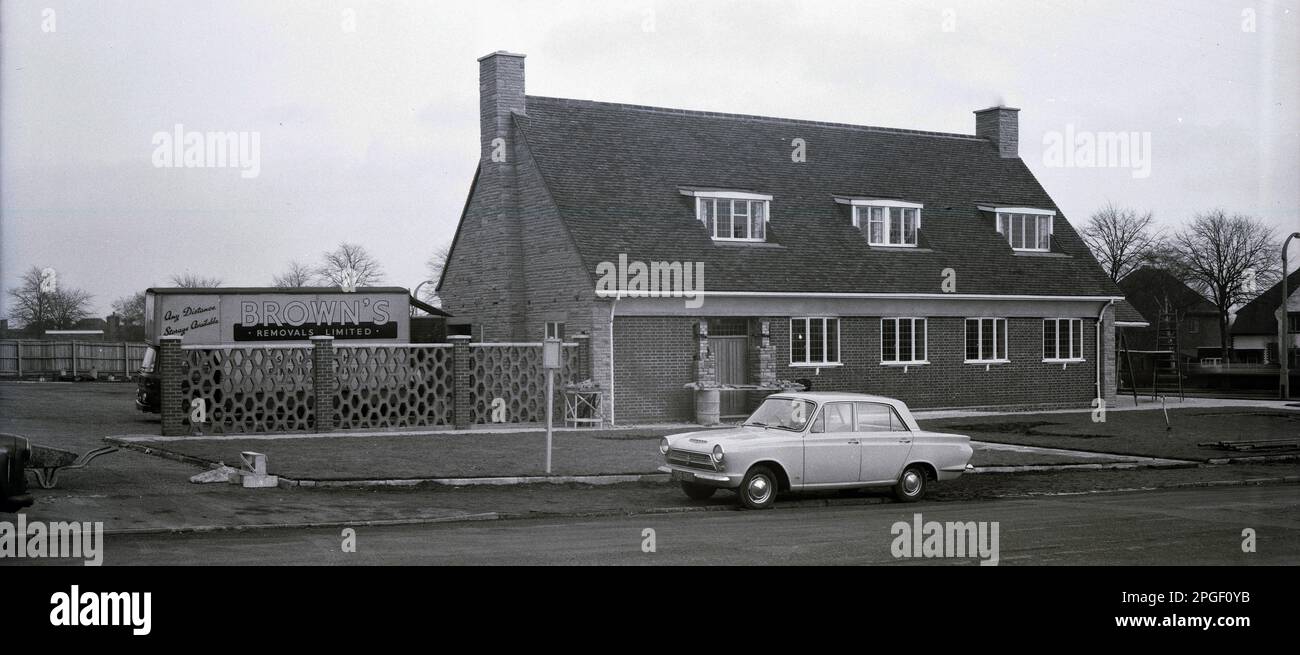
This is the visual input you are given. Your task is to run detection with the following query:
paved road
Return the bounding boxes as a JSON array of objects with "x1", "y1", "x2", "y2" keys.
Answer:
[{"x1": 16, "y1": 485, "x2": 1296, "y2": 565}]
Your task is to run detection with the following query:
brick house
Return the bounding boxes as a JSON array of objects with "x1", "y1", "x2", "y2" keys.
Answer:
[
  {"x1": 1117, "y1": 267, "x2": 1220, "y2": 360},
  {"x1": 439, "y1": 51, "x2": 1130, "y2": 423},
  {"x1": 1231, "y1": 269, "x2": 1300, "y2": 366}
]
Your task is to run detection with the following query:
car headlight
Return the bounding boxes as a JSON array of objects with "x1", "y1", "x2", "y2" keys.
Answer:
[
  {"x1": 712, "y1": 444, "x2": 725, "y2": 463},
  {"x1": 659, "y1": 438, "x2": 670, "y2": 455}
]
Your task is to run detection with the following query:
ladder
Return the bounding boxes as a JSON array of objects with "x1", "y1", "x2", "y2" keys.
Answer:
[{"x1": 1151, "y1": 306, "x2": 1185, "y2": 401}]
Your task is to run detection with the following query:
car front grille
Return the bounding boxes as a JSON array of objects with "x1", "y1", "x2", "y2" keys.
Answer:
[{"x1": 667, "y1": 448, "x2": 715, "y2": 471}]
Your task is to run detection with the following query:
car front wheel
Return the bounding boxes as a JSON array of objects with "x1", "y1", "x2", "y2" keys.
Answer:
[
  {"x1": 893, "y1": 464, "x2": 928, "y2": 503},
  {"x1": 738, "y1": 465, "x2": 778, "y2": 510},
  {"x1": 680, "y1": 481, "x2": 716, "y2": 500}
]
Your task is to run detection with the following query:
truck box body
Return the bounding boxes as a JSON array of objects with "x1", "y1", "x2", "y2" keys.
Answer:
[
  {"x1": 135, "y1": 287, "x2": 412, "y2": 413},
  {"x1": 143, "y1": 287, "x2": 411, "y2": 346}
]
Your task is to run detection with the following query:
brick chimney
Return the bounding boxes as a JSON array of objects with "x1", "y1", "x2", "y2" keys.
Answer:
[
  {"x1": 478, "y1": 51, "x2": 526, "y2": 164},
  {"x1": 974, "y1": 106, "x2": 1020, "y2": 158}
]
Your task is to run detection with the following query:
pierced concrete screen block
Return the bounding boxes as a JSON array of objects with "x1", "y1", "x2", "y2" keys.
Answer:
[
  {"x1": 468, "y1": 344, "x2": 581, "y2": 424},
  {"x1": 181, "y1": 346, "x2": 315, "y2": 434},
  {"x1": 334, "y1": 345, "x2": 454, "y2": 429}
]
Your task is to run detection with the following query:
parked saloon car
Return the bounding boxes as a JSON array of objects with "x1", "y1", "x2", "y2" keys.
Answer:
[{"x1": 659, "y1": 392, "x2": 974, "y2": 509}]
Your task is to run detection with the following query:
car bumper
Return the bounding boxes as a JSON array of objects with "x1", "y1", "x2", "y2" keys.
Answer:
[
  {"x1": 658, "y1": 464, "x2": 740, "y2": 487},
  {"x1": 936, "y1": 463, "x2": 975, "y2": 481}
]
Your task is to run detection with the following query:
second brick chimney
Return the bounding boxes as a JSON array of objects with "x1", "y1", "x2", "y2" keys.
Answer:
[
  {"x1": 974, "y1": 106, "x2": 1020, "y2": 159},
  {"x1": 478, "y1": 51, "x2": 526, "y2": 164}
]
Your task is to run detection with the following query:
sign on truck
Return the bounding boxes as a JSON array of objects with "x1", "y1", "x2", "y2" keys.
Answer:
[{"x1": 135, "y1": 287, "x2": 412, "y2": 413}]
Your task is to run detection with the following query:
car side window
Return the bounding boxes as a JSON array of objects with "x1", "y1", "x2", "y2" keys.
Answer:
[
  {"x1": 810, "y1": 411, "x2": 825, "y2": 433},
  {"x1": 889, "y1": 407, "x2": 911, "y2": 432},
  {"x1": 822, "y1": 403, "x2": 854, "y2": 433},
  {"x1": 854, "y1": 402, "x2": 892, "y2": 431}
]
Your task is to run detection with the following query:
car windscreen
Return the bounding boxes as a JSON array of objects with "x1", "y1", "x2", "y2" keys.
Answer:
[{"x1": 745, "y1": 397, "x2": 816, "y2": 432}]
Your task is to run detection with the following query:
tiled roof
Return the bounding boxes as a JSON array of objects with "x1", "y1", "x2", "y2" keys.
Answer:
[
  {"x1": 1232, "y1": 270, "x2": 1300, "y2": 335},
  {"x1": 1117, "y1": 267, "x2": 1217, "y2": 323},
  {"x1": 516, "y1": 96, "x2": 1123, "y2": 298}
]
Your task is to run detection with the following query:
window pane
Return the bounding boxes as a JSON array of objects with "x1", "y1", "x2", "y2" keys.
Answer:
[
  {"x1": 854, "y1": 403, "x2": 891, "y2": 431},
  {"x1": 823, "y1": 403, "x2": 854, "y2": 432},
  {"x1": 810, "y1": 318, "x2": 825, "y2": 363},
  {"x1": 1013, "y1": 215, "x2": 1025, "y2": 249},
  {"x1": 1044, "y1": 320, "x2": 1057, "y2": 359},
  {"x1": 869, "y1": 207, "x2": 885, "y2": 244},
  {"x1": 792, "y1": 319, "x2": 807, "y2": 364},
  {"x1": 900, "y1": 319, "x2": 913, "y2": 361},
  {"x1": 751, "y1": 202, "x2": 765, "y2": 240},
  {"x1": 1072, "y1": 320, "x2": 1082, "y2": 359},
  {"x1": 902, "y1": 209, "x2": 917, "y2": 245},
  {"x1": 966, "y1": 319, "x2": 980, "y2": 360},
  {"x1": 918, "y1": 319, "x2": 927, "y2": 361},
  {"x1": 981, "y1": 319, "x2": 994, "y2": 360},
  {"x1": 882, "y1": 319, "x2": 897, "y2": 361},
  {"x1": 731, "y1": 201, "x2": 748, "y2": 239},
  {"x1": 1036, "y1": 216, "x2": 1050, "y2": 250},
  {"x1": 890, "y1": 208, "x2": 903, "y2": 245},
  {"x1": 890, "y1": 407, "x2": 911, "y2": 432},
  {"x1": 998, "y1": 319, "x2": 1008, "y2": 360},
  {"x1": 827, "y1": 319, "x2": 839, "y2": 362}
]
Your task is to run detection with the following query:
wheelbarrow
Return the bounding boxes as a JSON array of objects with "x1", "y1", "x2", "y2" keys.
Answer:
[{"x1": 0, "y1": 433, "x2": 118, "y2": 490}]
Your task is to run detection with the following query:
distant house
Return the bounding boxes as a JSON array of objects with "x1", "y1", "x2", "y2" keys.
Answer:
[
  {"x1": 440, "y1": 52, "x2": 1131, "y2": 422},
  {"x1": 1231, "y1": 269, "x2": 1300, "y2": 366},
  {"x1": 1117, "y1": 267, "x2": 1221, "y2": 360}
]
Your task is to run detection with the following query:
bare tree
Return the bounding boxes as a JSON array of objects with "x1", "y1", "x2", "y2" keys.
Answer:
[
  {"x1": 6, "y1": 266, "x2": 94, "y2": 331},
  {"x1": 1170, "y1": 210, "x2": 1280, "y2": 362},
  {"x1": 169, "y1": 272, "x2": 223, "y2": 288},
  {"x1": 272, "y1": 261, "x2": 315, "y2": 288},
  {"x1": 317, "y1": 243, "x2": 385, "y2": 287},
  {"x1": 421, "y1": 244, "x2": 451, "y2": 307},
  {"x1": 1080, "y1": 203, "x2": 1162, "y2": 283},
  {"x1": 111, "y1": 291, "x2": 146, "y2": 327}
]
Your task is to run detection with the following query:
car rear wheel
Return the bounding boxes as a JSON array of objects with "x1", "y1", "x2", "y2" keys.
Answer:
[
  {"x1": 893, "y1": 464, "x2": 928, "y2": 503},
  {"x1": 680, "y1": 481, "x2": 716, "y2": 500},
  {"x1": 738, "y1": 465, "x2": 778, "y2": 510}
]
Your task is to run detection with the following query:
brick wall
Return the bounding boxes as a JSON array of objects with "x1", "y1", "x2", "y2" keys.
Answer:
[
  {"x1": 612, "y1": 316, "x2": 698, "y2": 422},
  {"x1": 608, "y1": 314, "x2": 1104, "y2": 423}
]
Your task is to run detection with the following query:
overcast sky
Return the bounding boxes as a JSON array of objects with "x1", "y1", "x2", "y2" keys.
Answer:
[{"x1": 2, "y1": 0, "x2": 1297, "y2": 317}]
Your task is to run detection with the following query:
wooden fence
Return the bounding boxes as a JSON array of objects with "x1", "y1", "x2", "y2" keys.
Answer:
[{"x1": 0, "y1": 340, "x2": 149, "y2": 378}]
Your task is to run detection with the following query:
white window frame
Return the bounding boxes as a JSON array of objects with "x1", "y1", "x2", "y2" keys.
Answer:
[
  {"x1": 682, "y1": 189, "x2": 772, "y2": 243},
  {"x1": 840, "y1": 198, "x2": 923, "y2": 247},
  {"x1": 964, "y1": 317, "x2": 1009, "y2": 364},
  {"x1": 1042, "y1": 318, "x2": 1084, "y2": 362},
  {"x1": 790, "y1": 317, "x2": 841, "y2": 367},
  {"x1": 545, "y1": 321, "x2": 565, "y2": 341},
  {"x1": 981, "y1": 206, "x2": 1055, "y2": 252},
  {"x1": 880, "y1": 317, "x2": 928, "y2": 365}
]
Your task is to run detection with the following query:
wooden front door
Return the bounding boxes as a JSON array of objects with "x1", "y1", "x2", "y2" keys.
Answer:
[{"x1": 712, "y1": 335, "x2": 750, "y2": 417}]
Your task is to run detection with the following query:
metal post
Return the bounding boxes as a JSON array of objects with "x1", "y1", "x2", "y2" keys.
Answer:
[
  {"x1": 15, "y1": 341, "x2": 21, "y2": 378},
  {"x1": 1282, "y1": 233, "x2": 1300, "y2": 400},
  {"x1": 71, "y1": 341, "x2": 77, "y2": 378},
  {"x1": 123, "y1": 342, "x2": 129, "y2": 379},
  {"x1": 545, "y1": 368, "x2": 554, "y2": 474}
]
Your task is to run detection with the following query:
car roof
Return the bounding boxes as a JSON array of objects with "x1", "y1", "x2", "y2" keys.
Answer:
[{"x1": 769, "y1": 391, "x2": 904, "y2": 405}]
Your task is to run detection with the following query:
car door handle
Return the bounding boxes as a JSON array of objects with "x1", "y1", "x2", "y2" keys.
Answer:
[
  {"x1": 898, "y1": 439, "x2": 911, "y2": 444},
  {"x1": 847, "y1": 440, "x2": 860, "y2": 445}
]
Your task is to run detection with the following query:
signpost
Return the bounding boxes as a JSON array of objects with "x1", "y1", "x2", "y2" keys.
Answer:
[{"x1": 542, "y1": 338, "x2": 562, "y2": 474}]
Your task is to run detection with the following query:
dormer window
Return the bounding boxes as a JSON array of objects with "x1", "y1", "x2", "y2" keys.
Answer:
[
  {"x1": 681, "y1": 188, "x2": 771, "y2": 242},
  {"x1": 981, "y1": 206, "x2": 1055, "y2": 252},
  {"x1": 836, "y1": 197, "x2": 922, "y2": 247}
]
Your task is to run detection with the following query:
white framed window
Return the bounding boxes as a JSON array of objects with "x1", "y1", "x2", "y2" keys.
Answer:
[
  {"x1": 790, "y1": 317, "x2": 840, "y2": 366},
  {"x1": 965, "y1": 318, "x2": 1008, "y2": 363},
  {"x1": 982, "y1": 206, "x2": 1055, "y2": 252},
  {"x1": 1043, "y1": 318, "x2": 1083, "y2": 361},
  {"x1": 881, "y1": 318, "x2": 927, "y2": 364},
  {"x1": 545, "y1": 321, "x2": 565, "y2": 341},
  {"x1": 684, "y1": 190, "x2": 771, "y2": 242},
  {"x1": 842, "y1": 198, "x2": 922, "y2": 247}
]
